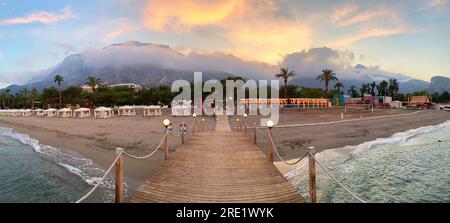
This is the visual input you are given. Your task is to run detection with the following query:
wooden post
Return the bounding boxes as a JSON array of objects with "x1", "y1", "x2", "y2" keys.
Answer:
[
  {"x1": 115, "y1": 148, "x2": 123, "y2": 203},
  {"x1": 181, "y1": 122, "x2": 185, "y2": 144},
  {"x1": 341, "y1": 112, "x2": 344, "y2": 120},
  {"x1": 192, "y1": 119, "x2": 196, "y2": 134},
  {"x1": 164, "y1": 131, "x2": 169, "y2": 160},
  {"x1": 253, "y1": 122, "x2": 257, "y2": 145},
  {"x1": 244, "y1": 121, "x2": 248, "y2": 133},
  {"x1": 268, "y1": 130, "x2": 273, "y2": 162},
  {"x1": 308, "y1": 147, "x2": 316, "y2": 203}
]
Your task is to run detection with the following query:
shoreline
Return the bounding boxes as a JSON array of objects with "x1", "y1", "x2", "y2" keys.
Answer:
[
  {"x1": 0, "y1": 108, "x2": 449, "y2": 192},
  {"x1": 0, "y1": 111, "x2": 217, "y2": 190}
]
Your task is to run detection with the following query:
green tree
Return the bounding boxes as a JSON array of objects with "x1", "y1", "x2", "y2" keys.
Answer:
[
  {"x1": 348, "y1": 85, "x2": 359, "y2": 98},
  {"x1": 360, "y1": 83, "x2": 370, "y2": 96},
  {"x1": 370, "y1": 81, "x2": 377, "y2": 96},
  {"x1": 54, "y1": 74, "x2": 64, "y2": 108},
  {"x1": 377, "y1": 80, "x2": 388, "y2": 96},
  {"x1": 316, "y1": 69, "x2": 338, "y2": 93},
  {"x1": 86, "y1": 76, "x2": 102, "y2": 104},
  {"x1": 275, "y1": 67, "x2": 297, "y2": 102},
  {"x1": 334, "y1": 82, "x2": 344, "y2": 94},
  {"x1": 388, "y1": 78, "x2": 399, "y2": 97}
]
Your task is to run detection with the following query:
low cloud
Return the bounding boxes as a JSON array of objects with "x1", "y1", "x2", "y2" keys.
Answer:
[
  {"x1": 0, "y1": 7, "x2": 77, "y2": 25},
  {"x1": 143, "y1": 0, "x2": 311, "y2": 63},
  {"x1": 282, "y1": 47, "x2": 412, "y2": 82},
  {"x1": 82, "y1": 42, "x2": 276, "y2": 79}
]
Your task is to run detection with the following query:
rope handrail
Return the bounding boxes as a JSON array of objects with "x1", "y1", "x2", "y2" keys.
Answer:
[
  {"x1": 76, "y1": 151, "x2": 123, "y2": 203},
  {"x1": 307, "y1": 151, "x2": 367, "y2": 203},
  {"x1": 268, "y1": 131, "x2": 308, "y2": 165},
  {"x1": 122, "y1": 131, "x2": 169, "y2": 159}
]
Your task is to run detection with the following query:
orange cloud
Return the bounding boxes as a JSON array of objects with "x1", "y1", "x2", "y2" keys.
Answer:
[
  {"x1": 143, "y1": 0, "x2": 311, "y2": 63},
  {"x1": 329, "y1": 4, "x2": 358, "y2": 23},
  {"x1": 431, "y1": 0, "x2": 446, "y2": 7},
  {"x1": 331, "y1": 28, "x2": 408, "y2": 47},
  {"x1": 102, "y1": 18, "x2": 138, "y2": 43},
  {"x1": 144, "y1": 0, "x2": 239, "y2": 32},
  {"x1": 0, "y1": 7, "x2": 77, "y2": 25}
]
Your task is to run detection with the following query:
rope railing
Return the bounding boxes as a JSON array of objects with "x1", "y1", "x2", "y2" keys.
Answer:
[
  {"x1": 76, "y1": 118, "x2": 202, "y2": 203},
  {"x1": 122, "y1": 131, "x2": 169, "y2": 159},
  {"x1": 268, "y1": 131, "x2": 308, "y2": 165},
  {"x1": 307, "y1": 150, "x2": 367, "y2": 203},
  {"x1": 76, "y1": 151, "x2": 123, "y2": 203},
  {"x1": 247, "y1": 120, "x2": 367, "y2": 203}
]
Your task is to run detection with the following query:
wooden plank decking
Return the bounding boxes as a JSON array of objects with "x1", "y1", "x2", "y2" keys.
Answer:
[{"x1": 128, "y1": 115, "x2": 304, "y2": 203}]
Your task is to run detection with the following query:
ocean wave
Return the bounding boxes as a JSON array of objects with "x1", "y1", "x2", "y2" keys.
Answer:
[
  {"x1": 0, "y1": 126, "x2": 125, "y2": 201},
  {"x1": 285, "y1": 120, "x2": 450, "y2": 182}
]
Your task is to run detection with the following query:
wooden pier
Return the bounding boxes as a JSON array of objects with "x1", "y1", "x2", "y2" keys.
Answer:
[{"x1": 129, "y1": 115, "x2": 304, "y2": 203}]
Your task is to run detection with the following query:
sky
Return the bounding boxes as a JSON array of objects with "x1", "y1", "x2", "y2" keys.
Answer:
[{"x1": 0, "y1": 0, "x2": 449, "y2": 87}]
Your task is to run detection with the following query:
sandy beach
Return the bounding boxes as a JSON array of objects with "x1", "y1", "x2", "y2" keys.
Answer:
[
  {"x1": 231, "y1": 108, "x2": 450, "y2": 174},
  {"x1": 0, "y1": 109, "x2": 216, "y2": 189},
  {"x1": 1, "y1": 108, "x2": 449, "y2": 192}
]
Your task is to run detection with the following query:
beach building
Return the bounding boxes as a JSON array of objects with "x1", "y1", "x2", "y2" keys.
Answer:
[
  {"x1": 57, "y1": 108, "x2": 73, "y2": 118},
  {"x1": 108, "y1": 83, "x2": 142, "y2": 92},
  {"x1": 172, "y1": 100, "x2": 192, "y2": 116},
  {"x1": 94, "y1": 107, "x2": 113, "y2": 119},
  {"x1": 20, "y1": 109, "x2": 33, "y2": 117},
  {"x1": 80, "y1": 84, "x2": 98, "y2": 93},
  {"x1": 118, "y1": 106, "x2": 136, "y2": 116},
  {"x1": 44, "y1": 108, "x2": 57, "y2": 117},
  {"x1": 33, "y1": 109, "x2": 45, "y2": 117},
  {"x1": 73, "y1": 108, "x2": 91, "y2": 118},
  {"x1": 143, "y1": 105, "x2": 162, "y2": 117}
]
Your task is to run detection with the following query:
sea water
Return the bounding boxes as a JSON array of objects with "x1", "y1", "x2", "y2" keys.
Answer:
[
  {"x1": 286, "y1": 120, "x2": 450, "y2": 203},
  {"x1": 0, "y1": 127, "x2": 118, "y2": 203}
]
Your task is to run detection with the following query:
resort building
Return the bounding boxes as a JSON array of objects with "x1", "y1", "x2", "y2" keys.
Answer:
[{"x1": 108, "y1": 83, "x2": 142, "y2": 92}]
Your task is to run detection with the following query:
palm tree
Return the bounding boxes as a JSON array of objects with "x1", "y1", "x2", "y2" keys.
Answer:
[
  {"x1": 19, "y1": 88, "x2": 30, "y2": 108},
  {"x1": 370, "y1": 81, "x2": 377, "y2": 96},
  {"x1": 348, "y1": 85, "x2": 359, "y2": 98},
  {"x1": 4, "y1": 89, "x2": 10, "y2": 108},
  {"x1": 388, "y1": 78, "x2": 399, "y2": 97},
  {"x1": 377, "y1": 80, "x2": 388, "y2": 96},
  {"x1": 316, "y1": 69, "x2": 338, "y2": 93},
  {"x1": 274, "y1": 67, "x2": 297, "y2": 102},
  {"x1": 334, "y1": 82, "x2": 344, "y2": 94},
  {"x1": 360, "y1": 83, "x2": 370, "y2": 96},
  {"x1": 86, "y1": 76, "x2": 102, "y2": 104},
  {"x1": 31, "y1": 88, "x2": 39, "y2": 109},
  {"x1": 54, "y1": 74, "x2": 64, "y2": 108}
]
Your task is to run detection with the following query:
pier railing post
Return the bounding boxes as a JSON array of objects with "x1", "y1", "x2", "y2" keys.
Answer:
[
  {"x1": 308, "y1": 147, "x2": 317, "y2": 203},
  {"x1": 164, "y1": 131, "x2": 169, "y2": 160},
  {"x1": 253, "y1": 122, "x2": 257, "y2": 145},
  {"x1": 115, "y1": 148, "x2": 123, "y2": 203},
  {"x1": 181, "y1": 122, "x2": 185, "y2": 144},
  {"x1": 268, "y1": 130, "x2": 273, "y2": 162}
]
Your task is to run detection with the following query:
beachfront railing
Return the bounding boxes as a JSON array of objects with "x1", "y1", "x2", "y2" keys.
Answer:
[
  {"x1": 238, "y1": 118, "x2": 367, "y2": 203},
  {"x1": 75, "y1": 117, "x2": 203, "y2": 203}
]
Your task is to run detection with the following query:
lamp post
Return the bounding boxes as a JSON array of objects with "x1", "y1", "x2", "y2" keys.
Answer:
[
  {"x1": 163, "y1": 119, "x2": 170, "y2": 160},
  {"x1": 201, "y1": 118, "x2": 205, "y2": 132},
  {"x1": 192, "y1": 113, "x2": 197, "y2": 134},
  {"x1": 243, "y1": 113, "x2": 248, "y2": 133},
  {"x1": 267, "y1": 120, "x2": 274, "y2": 162},
  {"x1": 236, "y1": 118, "x2": 240, "y2": 131}
]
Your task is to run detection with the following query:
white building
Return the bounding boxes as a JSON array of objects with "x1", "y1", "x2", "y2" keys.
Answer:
[{"x1": 108, "y1": 83, "x2": 142, "y2": 92}]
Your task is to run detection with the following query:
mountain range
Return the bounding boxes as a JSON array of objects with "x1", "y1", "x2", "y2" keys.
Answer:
[{"x1": 2, "y1": 41, "x2": 449, "y2": 94}]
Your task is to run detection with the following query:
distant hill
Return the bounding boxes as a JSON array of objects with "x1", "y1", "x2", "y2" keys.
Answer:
[
  {"x1": 427, "y1": 76, "x2": 450, "y2": 93},
  {"x1": 0, "y1": 41, "x2": 443, "y2": 94}
]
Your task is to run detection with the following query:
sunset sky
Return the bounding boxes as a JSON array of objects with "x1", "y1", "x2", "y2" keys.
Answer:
[{"x1": 0, "y1": 0, "x2": 449, "y2": 86}]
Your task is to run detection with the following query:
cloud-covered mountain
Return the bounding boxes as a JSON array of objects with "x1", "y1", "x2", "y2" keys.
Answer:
[
  {"x1": 3, "y1": 41, "x2": 275, "y2": 93},
  {"x1": 283, "y1": 47, "x2": 432, "y2": 93},
  {"x1": 427, "y1": 76, "x2": 450, "y2": 93},
  {"x1": 2, "y1": 42, "x2": 444, "y2": 94}
]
